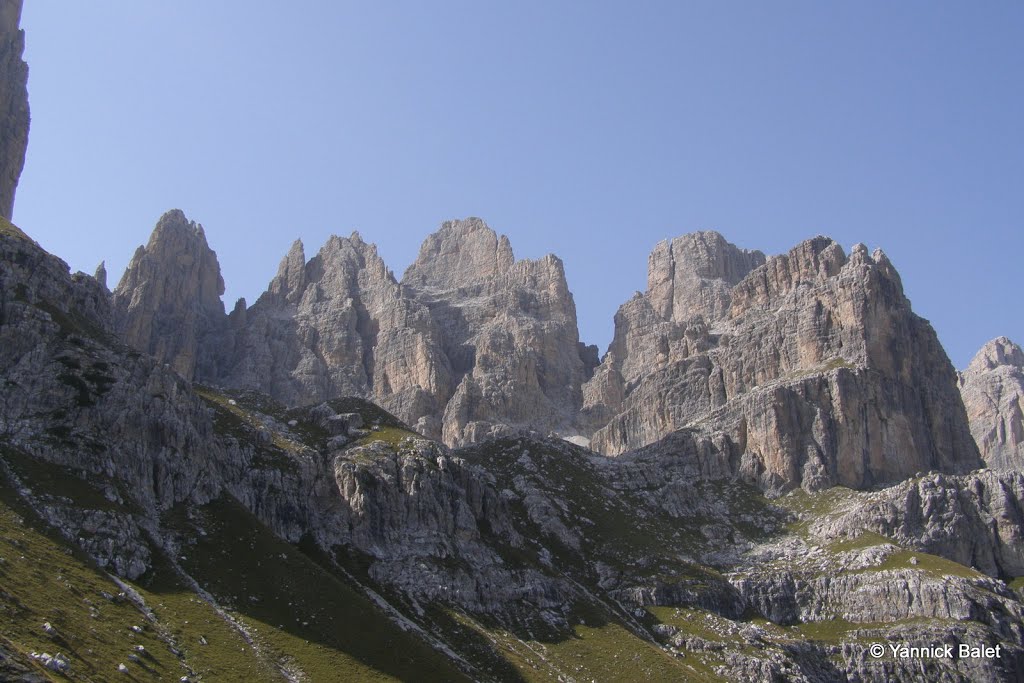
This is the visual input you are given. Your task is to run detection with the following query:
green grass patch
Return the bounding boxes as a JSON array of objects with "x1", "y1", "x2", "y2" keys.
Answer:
[
  {"x1": 774, "y1": 486, "x2": 860, "y2": 537},
  {"x1": 166, "y1": 496, "x2": 471, "y2": 682},
  {"x1": 132, "y1": 550, "x2": 287, "y2": 681},
  {"x1": 791, "y1": 616, "x2": 950, "y2": 645},
  {"x1": 647, "y1": 606, "x2": 738, "y2": 644},
  {"x1": 454, "y1": 602, "x2": 718, "y2": 683},
  {"x1": 852, "y1": 550, "x2": 984, "y2": 580},
  {"x1": 354, "y1": 424, "x2": 419, "y2": 449},
  {"x1": 0, "y1": 215, "x2": 33, "y2": 242},
  {"x1": 33, "y1": 299, "x2": 108, "y2": 344},
  {"x1": 193, "y1": 386, "x2": 305, "y2": 471},
  {"x1": 0, "y1": 444, "x2": 118, "y2": 512},
  {"x1": 820, "y1": 357, "x2": 855, "y2": 372},
  {"x1": 827, "y1": 531, "x2": 894, "y2": 554},
  {"x1": 0, "y1": 480, "x2": 184, "y2": 681}
]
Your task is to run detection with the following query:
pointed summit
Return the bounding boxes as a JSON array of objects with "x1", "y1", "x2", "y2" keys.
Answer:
[
  {"x1": 112, "y1": 209, "x2": 226, "y2": 379},
  {"x1": 94, "y1": 260, "x2": 107, "y2": 289},
  {"x1": 402, "y1": 217, "x2": 515, "y2": 291},
  {"x1": 267, "y1": 239, "x2": 306, "y2": 303}
]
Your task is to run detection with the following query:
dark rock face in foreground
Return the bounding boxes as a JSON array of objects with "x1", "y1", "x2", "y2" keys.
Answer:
[{"x1": 0, "y1": 0, "x2": 29, "y2": 220}]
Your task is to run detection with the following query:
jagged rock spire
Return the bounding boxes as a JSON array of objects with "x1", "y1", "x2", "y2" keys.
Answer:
[
  {"x1": 112, "y1": 209, "x2": 226, "y2": 379},
  {"x1": 94, "y1": 260, "x2": 107, "y2": 289}
]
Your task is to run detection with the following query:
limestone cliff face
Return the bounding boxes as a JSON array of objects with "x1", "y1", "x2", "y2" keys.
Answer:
[
  {"x1": 112, "y1": 210, "x2": 227, "y2": 380},
  {"x1": 960, "y1": 337, "x2": 1024, "y2": 471},
  {"x1": 112, "y1": 216, "x2": 981, "y2": 491},
  {"x1": 1, "y1": 218, "x2": 224, "y2": 577},
  {"x1": 113, "y1": 215, "x2": 588, "y2": 445},
  {"x1": 646, "y1": 231, "x2": 766, "y2": 324},
  {"x1": 584, "y1": 233, "x2": 980, "y2": 493},
  {"x1": 0, "y1": 0, "x2": 29, "y2": 219},
  {"x1": 219, "y1": 232, "x2": 453, "y2": 435},
  {"x1": 402, "y1": 218, "x2": 587, "y2": 446},
  {"x1": 6, "y1": 217, "x2": 1024, "y2": 682}
]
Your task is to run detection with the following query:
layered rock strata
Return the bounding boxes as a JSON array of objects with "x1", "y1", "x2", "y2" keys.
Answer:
[
  {"x1": 959, "y1": 337, "x2": 1024, "y2": 471},
  {"x1": 583, "y1": 233, "x2": 981, "y2": 493},
  {"x1": 5, "y1": 219, "x2": 1024, "y2": 681},
  {"x1": 401, "y1": 218, "x2": 588, "y2": 445}
]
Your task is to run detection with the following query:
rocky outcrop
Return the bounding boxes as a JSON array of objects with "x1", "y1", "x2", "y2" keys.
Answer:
[
  {"x1": 823, "y1": 470, "x2": 1024, "y2": 579},
  {"x1": 217, "y1": 233, "x2": 452, "y2": 435},
  {"x1": 111, "y1": 216, "x2": 982, "y2": 490},
  {"x1": 960, "y1": 337, "x2": 1024, "y2": 471},
  {"x1": 114, "y1": 215, "x2": 589, "y2": 446},
  {"x1": 112, "y1": 210, "x2": 227, "y2": 380},
  {"x1": 0, "y1": 0, "x2": 28, "y2": 220},
  {"x1": 402, "y1": 218, "x2": 588, "y2": 445},
  {"x1": 1, "y1": 218, "x2": 226, "y2": 573},
  {"x1": 646, "y1": 231, "x2": 766, "y2": 324},
  {"x1": 583, "y1": 234, "x2": 981, "y2": 493},
  {"x1": 5, "y1": 214, "x2": 1024, "y2": 681}
]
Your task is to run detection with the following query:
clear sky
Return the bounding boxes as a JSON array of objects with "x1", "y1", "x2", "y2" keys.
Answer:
[{"x1": 14, "y1": 2, "x2": 1023, "y2": 368}]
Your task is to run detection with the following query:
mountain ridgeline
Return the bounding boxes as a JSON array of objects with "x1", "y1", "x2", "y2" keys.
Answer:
[
  {"x1": 113, "y1": 209, "x2": 994, "y2": 493},
  {"x1": 5, "y1": 6, "x2": 1024, "y2": 679},
  {"x1": 5, "y1": 207, "x2": 1024, "y2": 683}
]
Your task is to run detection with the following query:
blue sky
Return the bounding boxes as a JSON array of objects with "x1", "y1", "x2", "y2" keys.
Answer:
[{"x1": 15, "y1": 2, "x2": 1023, "y2": 368}]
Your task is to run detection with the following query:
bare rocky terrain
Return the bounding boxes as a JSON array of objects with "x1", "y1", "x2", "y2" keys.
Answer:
[
  {"x1": 0, "y1": 0, "x2": 28, "y2": 220},
  {"x1": 2, "y1": 5, "x2": 1024, "y2": 681},
  {"x1": 959, "y1": 337, "x2": 1024, "y2": 472}
]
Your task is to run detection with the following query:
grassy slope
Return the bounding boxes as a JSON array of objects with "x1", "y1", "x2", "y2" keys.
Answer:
[
  {"x1": 0, "y1": 484, "x2": 196, "y2": 682},
  {"x1": 5, "y1": 375, "x2": 1016, "y2": 682},
  {"x1": 1, "y1": 435, "x2": 470, "y2": 682},
  {"x1": 163, "y1": 496, "x2": 471, "y2": 683}
]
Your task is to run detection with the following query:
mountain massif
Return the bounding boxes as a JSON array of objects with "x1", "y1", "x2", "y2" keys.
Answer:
[
  {"x1": 111, "y1": 210, "x2": 992, "y2": 495},
  {"x1": 3, "y1": 7, "x2": 1024, "y2": 682}
]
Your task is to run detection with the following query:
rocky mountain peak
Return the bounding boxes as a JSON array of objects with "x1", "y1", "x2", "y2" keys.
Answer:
[
  {"x1": 959, "y1": 336, "x2": 1024, "y2": 470},
  {"x1": 112, "y1": 209, "x2": 226, "y2": 379},
  {"x1": 728, "y1": 236, "x2": 849, "y2": 314},
  {"x1": 266, "y1": 238, "x2": 306, "y2": 304},
  {"x1": 402, "y1": 217, "x2": 515, "y2": 290},
  {"x1": 93, "y1": 260, "x2": 107, "y2": 289},
  {"x1": 0, "y1": 0, "x2": 29, "y2": 220},
  {"x1": 309, "y1": 231, "x2": 397, "y2": 297},
  {"x1": 647, "y1": 230, "x2": 766, "y2": 322},
  {"x1": 583, "y1": 233, "x2": 979, "y2": 492},
  {"x1": 966, "y1": 336, "x2": 1024, "y2": 373},
  {"x1": 119, "y1": 209, "x2": 225, "y2": 313}
]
